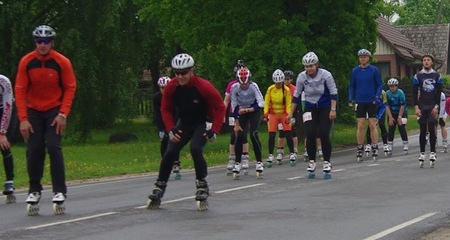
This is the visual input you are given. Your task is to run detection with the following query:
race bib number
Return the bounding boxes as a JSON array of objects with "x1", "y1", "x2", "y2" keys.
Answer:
[
  {"x1": 228, "y1": 117, "x2": 235, "y2": 126},
  {"x1": 206, "y1": 121, "x2": 212, "y2": 130},
  {"x1": 278, "y1": 123, "x2": 283, "y2": 130},
  {"x1": 303, "y1": 112, "x2": 312, "y2": 122},
  {"x1": 401, "y1": 118, "x2": 408, "y2": 125}
]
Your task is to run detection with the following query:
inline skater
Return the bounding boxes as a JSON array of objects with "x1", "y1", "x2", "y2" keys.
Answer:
[{"x1": 385, "y1": 78, "x2": 409, "y2": 155}]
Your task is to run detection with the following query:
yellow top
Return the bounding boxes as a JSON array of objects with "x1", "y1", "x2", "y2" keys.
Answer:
[{"x1": 264, "y1": 84, "x2": 292, "y2": 115}]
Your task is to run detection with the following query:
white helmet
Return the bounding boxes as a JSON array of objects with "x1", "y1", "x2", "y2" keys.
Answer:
[
  {"x1": 387, "y1": 78, "x2": 399, "y2": 86},
  {"x1": 272, "y1": 69, "x2": 285, "y2": 83},
  {"x1": 32, "y1": 25, "x2": 56, "y2": 38},
  {"x1": 157, "y1": 76, "x2": 171, "y2": 88},
  {"x1": 302, "y1": 52, "x2": 319, "y2": 66},
  {"x1": 358, "y1": 49, "x2": 371, "y2": 56},
  {"x1": 171, "y1": 53, "x2": 195, "y2": 70},
  {"x1": 236, "y1": 67, "x2": 252, "y2": 84}
]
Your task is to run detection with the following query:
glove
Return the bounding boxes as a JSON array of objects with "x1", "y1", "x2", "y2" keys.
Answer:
[
  {"x1": 204, "y1": 129, "x2": 217, "y2": 142},
  {"x1": 158, "y1": 131, "x2": 165, "y2": 140},
  {"x1": 168, "y1": 128, "x2": 181, "y2": 141},
  {"x1": 290, "y1": 118, "x2": 296, "y2": 125},
  {"x1": 263, "y1": 115, "x2": 269, "y2": 122}
]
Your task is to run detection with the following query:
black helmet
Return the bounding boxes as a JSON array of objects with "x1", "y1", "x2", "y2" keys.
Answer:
[{"x1": 283, "y1": 70, "x2": 294, "y2": 79}]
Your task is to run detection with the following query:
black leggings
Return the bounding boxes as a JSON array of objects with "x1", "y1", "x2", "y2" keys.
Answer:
[
  {"x1": 2, "y1": 149, "x2": 13, "y2": 181},
  {"x1": 234, "y1": 110, "x2": 262, "y2": 163},
  {"x1": 157, "y1": 123, "x2": 207, "y2": 182},
  {"x1": 366, "y1": 112, "x2": 387, "y2": 144},
  {"x1": 304, "y1": 107, "x2": 332, "y2": 161},
  {"x1": 27, "y1": 107, "x2": 65, "y2": 194},
  {"x1": 388, "y1": 113, "x2": 408, "y2": 142},
  {"x1": 269, "y1": 131, "x2": 294, "y2": 154},
  {"x1": 419, "y1": 109, "x2": 436, "y2": 153}
]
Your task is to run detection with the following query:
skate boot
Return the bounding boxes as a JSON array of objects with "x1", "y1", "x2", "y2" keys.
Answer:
[
  {"x1": 255, "y1": 161, "x2": 264, "y2": 178},
  {"x1": 195, "y1": 179, "x2": 209, "y2": 211},
  {"x1": 306, "y1": 160, "x2": 316, "y2": 179},
  {"x1": 364, "y1": 144, "x2": 371, "y2": 157},
  {"x1": 276, "y1": 148, "x2": 283, "y2": 165},
  {"x1": 242, "y1": 154, "x2": 250, "y2": 176},
  {"x1": 442, "y1": 140, "x2": 448, "y2": 153},
  {"x1": 356, "y1": 145, "x2": 364, "y2": 163},
  {"x1": 418, "y1": 152, "x2": 425, "y2": 168},
  {"x1": 3, "y1": 181, "x2": 15, "y2": 204},
  {"x1": 289, "y1": 153, "x2": 297, "y2": 167},
  {"x1": 429, "y1": 152, "x2": 436, "y2": 168},
  {"x1": 371, "y1": 144, "x2": 379, "y2": 162},
  {"x1": 317, "y1": 146, "x2": 324, "y2": 161},
  {"x1": 52, "y1": 192, "x2": 66, "y2": 215},
  {"x1": 172, "y1": 162, "x2": 181, "y2": 180},
  {"x1": 403, "y1": 141, "x2": 409, "y2": 155},
  {"x1": 146, "y1": 181, "x2": 166, "y2": 209},
  {"x1": 383, "y1": 144, "x2": 390, "y2": 157},
  {"x1": 302, "y1": 149, "x2": 309, "y2": 162},
  {"x1": 26, "y1": 192, "x2": 41, "y2": 216},
  {"x1": 266, "y1": 154, "x2": 274, "y2": 168},
  {"x1": 232, "y1": 162, "x2": 242, "y2": 180},
  {"x1": 323, "y1": 161, "x2": 332, "y2": 179},
  {"x1": 226, "y1": 155, "x2": 235, "y2": 176}
]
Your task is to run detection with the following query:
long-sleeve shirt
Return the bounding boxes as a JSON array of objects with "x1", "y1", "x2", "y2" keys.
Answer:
[
  {"x1": 15, "y1": 49, "x2": 77, "y2": 121},
  {"x1": 349, "y1": 64, "x2": 383, "y2": 103},
  {"x1": 412, "y1": 68, "x2": 443, "y2": 110},
  {"x1": 263, "y1": 84, "x2": 291, "y2": 115},
  {"x1": 161, "y1": 75, "x2": 225, "y2": 134},
  {"x1": 293, "y1": 68, "x2": 338, "y2": 108},
  {"x1": 0, "y1": 74, "x2": 13, "y2": 135},
  {"x1": 230, "y1": 82, "x2": 265, "y2": 118}
]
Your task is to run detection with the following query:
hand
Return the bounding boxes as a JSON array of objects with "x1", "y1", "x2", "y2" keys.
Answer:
[
  {"x1": 51, "y1": 114, "x2": 67, "y2": 135},
  {"x1": 415, "y1": 106, "x2": 421, "y2": 117},
  {"x1": 204, "y1": 129, "x2": 217, "y2": 142},
  {"x1": 397, "y1": 117, "x2": 403, "y2": 126},
  {"x1": 168, "y1": 128, "x2": 182, "y2": 143},
  {"x1": 238, "y1": 108, "x2": 249, "y2": 115},
  {"x1": 348, "y1": 102, "x2": 353, "y2": 108},
  {"x1": 329, "y1": 110, "x2": 336, "y2": 121},
  {"x1": 158, "y1": 131, "x2": 165, "y2": 140},
  {"x1": 0, "y1": 135, "x2": 10, "y2": 151},
  {"x1": 432, "y1": 108, "x2": 438, "y2": 119},
  {"x1": 289, "y1": 117, "x2": 296, "y2": 125},
  {"x1": 19, "y1": 120, "x2": 34, "y2": 142},
  {"x1": 388, "y1": 117, "x2": 395, "y2": 126},
  {"x1": 263, "y1": 115, "x2": 269, "y2": 122}
]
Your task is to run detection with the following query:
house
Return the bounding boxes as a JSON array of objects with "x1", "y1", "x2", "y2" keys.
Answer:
[{"x1": 373, "y1": 16, "x2": 428, "y2": 80}]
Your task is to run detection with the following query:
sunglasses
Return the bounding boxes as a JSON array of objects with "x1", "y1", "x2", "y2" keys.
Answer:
[
  {"x1": 35, "y1": 38, "x2": 52, "y2": 44},
  {"x1": 174, "y1": 69, "x2": 190, "y2": 76}
]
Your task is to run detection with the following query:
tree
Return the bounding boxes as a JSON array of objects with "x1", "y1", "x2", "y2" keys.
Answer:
[{"x1": 395, "y1": 0, "x2": 450, "y2": 25}]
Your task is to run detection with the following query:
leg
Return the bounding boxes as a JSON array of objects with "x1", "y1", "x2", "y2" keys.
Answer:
[{"x1": 26, "y1": 109, "x2": 46, "y2": 194}]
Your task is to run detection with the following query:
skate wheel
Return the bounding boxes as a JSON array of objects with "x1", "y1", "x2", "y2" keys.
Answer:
[
  {"x1": 419, "y1": 161, "x2": 424, "y2": 168},
  {"x1": 357, "y1": 158, "x2": 363, "y2": 163},
  {"x1": 307, "y1": 172, "x2": 315, "y2": 179},
  {"x1": 430, "y1": 162, "x2": 435, "y2": 168},
  {"x1": 384, "y1": 152, "x2": 388, "y2": 157},
  {"x1": 5, "y1": 194, "x2": 16, "y2": 204},
  {"x1": 174, "y1": 173, "x2": 181, "y2": 180},
  {"x1": 53, "y1": 203, "x2": 65, "y2": 215},
  {"x1": 290, "y1": 161, "x2": 296, "y2": 167},
  {"x1": 323, "y1": 172, "x2": 332, "y2": 180},
  {"x1": 243, "y1": 170, "x2": 248, "y2": 176},
  {"x1": 277, "y1": 161, "x2": 282, "y2": 165},
  {"x1": 233, "y1": 173, "x2": 239, "y2": 180},
  {"x1": 226, "y1": 170, "x2": 233, "y2": 176},
  {"x1": 26, "y1": 204, "x2": 39, "y2": 216},
  {"x1": 196, "y1": 200, "x2": 209, "y2": 211},
  {"x1": 372, "y1": 157, "x2": 377, "y2": 162},
  {"x1": 404, "y1": 151, "x2": 408, "y2": 155},
  {"x1": 266, "y1": 162, "x2": 272, "y2": 168},
  {"x1": 146, "y1": 199, "x2": 161, "y2": 210}
]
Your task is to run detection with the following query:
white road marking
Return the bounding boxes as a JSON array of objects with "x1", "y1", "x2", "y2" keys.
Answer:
[
  {"x1": 333, "y1": 169, "x2": 346, "y2": 172},
  {"x1": 135, "y1": 183, "x2": 266, "y2": 209},
  {"x1": 26, "y1": 212, "x2": 118, "y2": 230},
  {"x1": 368, "y1": 163, "x2": 380, "y2": 167},
  {"x1": 287, "y1": 176, "x2": 303, "y2": 180},
  {"x1": 362, "y1": 212, "x2": 438, "y2": 240},
  {"x1": 214, "y1": 183, "x2": 266, "y2": 194}
]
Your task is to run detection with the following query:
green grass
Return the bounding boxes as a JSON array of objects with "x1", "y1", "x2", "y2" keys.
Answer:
[{"x1": 5, "y1": 110, "x2": 422, "y2": 189}]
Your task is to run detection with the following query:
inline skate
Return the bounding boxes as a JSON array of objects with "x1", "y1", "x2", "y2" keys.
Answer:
[
  {"x1": 289, "y1": 153, "x2": 297, "y2": 167},
  {"x1": 255, "y1": 161, "x2": 264, "y2": 179},
  {"x1": 26, "y1": 192, "x2": 41, "y2": 216},
  {"x1": 266, "y1": 154, "x2": 274, "y2": 168},
  {"x1": 226, "y1": 155, "x2": 235, "y2": 176},
  {"x1": 276, "y1": 148, "x2": 283, "y2": 165},
  {"x1": 356, "y1": 145, "x2": 363, "y2": 163},
  {"x1": 371, "y1": 144, "x2": 378, "y2": 162},
  {"x1": 429, "y1": 152, "x2": 436, "y2": 168},
  {"x1": 3, "y1": 181, "x2": 15, "y2": 204},
  {"x1": 195, "y1": 180, "x2": 209, "y2": 211},
  {"x1": 418, "y1": 152, "x2": 425, "y2": 168},
  {"x1": 403, "y1": 141, "x2": 409, "y2": 155},
  {"x1": 364, "y1": 144, "x2": 371, "y2": 157},
  {"x1": 322, "y1": 161, "x2": 332, "y2": 179},
  {"x1": 232, "y1": 162, "x2": 241, "y2": 180},
  {"x1": 52, "y1": 192, "x2": 65, "y2": 215},
  {"x1": 384, "y1": 144, "x2": 391, "y2": 157},
  {"x1": 242, "y1": 154, "x2": 250, "y2": 175},
  {"x1": 146, "y1": 181, "x2": 166, "y2": 209},
  {"x1": 302, "y1": 148, "x2": 309, "y2": 162},
  {"x1": 306, "y1": 160, "x2": 316, "y2": 179},
  {"x1": 172, "y1": 161, "x2": 181, "y2": 180}
]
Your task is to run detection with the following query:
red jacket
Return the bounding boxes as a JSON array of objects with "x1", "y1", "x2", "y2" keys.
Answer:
[{"x1": 15, "y1": 49, "x2": 77, "y2": 121}]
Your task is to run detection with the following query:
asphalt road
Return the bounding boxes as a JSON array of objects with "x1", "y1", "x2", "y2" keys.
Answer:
[{"x1": 1, "y1": 130, "x2": 450, "y2": 240}]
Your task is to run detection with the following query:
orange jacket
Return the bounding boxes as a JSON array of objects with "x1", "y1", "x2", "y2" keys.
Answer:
[{"x1": 15, "y1": 49, "x2": 76, "y2": 121}]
